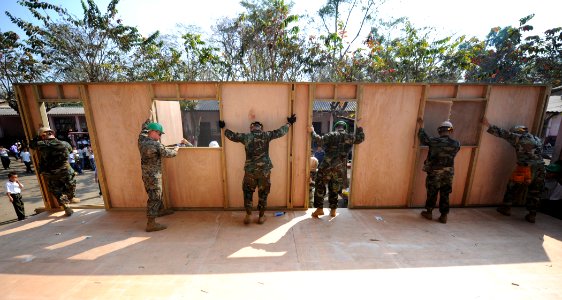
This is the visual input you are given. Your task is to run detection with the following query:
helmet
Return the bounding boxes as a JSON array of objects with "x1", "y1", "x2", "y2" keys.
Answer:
[
  {"x1": 147, "y1": 122, "x2": 164, "y2": 134},
  {"x1": 510, "y1": 125, "x2": 528, "y2": 134},
  {"x1": 546, "y1": 163, "x2": 562, "y2": 174},
  {"x1": 333, "y1": 120, "x2": 348, "y2": 131},
  {"x1": 438, "y1": 120, "x2": 453, "y2": 132},
  {"x1": 38, "y1": 127, "x2": 54, "y2": 135},
  {"x1": 250, "y1": 121, "x2": 263, "y2": 127}
]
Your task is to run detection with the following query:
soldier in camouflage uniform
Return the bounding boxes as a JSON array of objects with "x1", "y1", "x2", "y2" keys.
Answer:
[
  {"x1": 29, "y1": 127, "x2": 76, "y2": 216},
  {"x1": 138, "y1": 119, "x2": 182, "y2": 232},
  {"x1": 219, "y1": 114, "x2": 296, "y2": 225},
  {"x1": 482, "y1": 118, "x2": 545, "y2": 223},
  {"x1": 310, "y1": 120, "x2": 365, "y2": 218},
  {"x1": 418, "y1": 120, "x2": 460, "y2": 224}
]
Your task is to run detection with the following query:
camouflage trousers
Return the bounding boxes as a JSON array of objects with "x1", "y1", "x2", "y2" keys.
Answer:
[
  {"x1": 314, "y1": 166, "x2": 344, "y2": 209},
  {"x1": 502, "y1": 164, "x2": 545, "y2": 213},
  {"x1": 242, "y1": 169, "x2": 271, "y2": 211},
  {"x1": 43, "y1": 169, "x2": 76, "y2": 207},
  {"x1": 143, "y1": 172, "x2": 164, "y2": 218},
  {"x1": 425, "y1": 170, "x2": 453, "y2": 214}
]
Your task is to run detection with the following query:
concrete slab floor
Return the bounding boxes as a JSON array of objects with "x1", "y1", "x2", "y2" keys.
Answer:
[{"x1": 0, "y1": 207, "x2": 561, "y2": 299}]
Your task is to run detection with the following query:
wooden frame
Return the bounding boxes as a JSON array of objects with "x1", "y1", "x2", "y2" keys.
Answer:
[{"x1": 14, "y1": 82, "x2": 550, "y2": 210}]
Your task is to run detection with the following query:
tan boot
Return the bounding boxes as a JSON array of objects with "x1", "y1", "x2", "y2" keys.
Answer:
[
  {"x1": 330, "y1": 208, "x2": 337, "y2": 217},
  {"x1": 146, "y1": 217, "x2": 167, "y2": 232},
  {"x1": 438, "y1": 213, "x2": 447, "y2": 224},
  {"x1": 312, "y1": 208, "x2": 324, "y2": 218},
  {"x1": 244, "y1": 213, "x2": 251, "y2": 225},
  {"x1": 70, "y1": 197, "x2": 81, "y2": 203},
  {"x1": 420, "y1": 209, "x2": 432, "y2": 220},
  {"x1": 257, "y1": 210, "x2": 266, "y2": 224},
  {"x1": 63, "y1": 206, "x2": 73, "y2": 216},
  {"x1": 157, "y1": 208, "x2": 174, "y2": 217}
]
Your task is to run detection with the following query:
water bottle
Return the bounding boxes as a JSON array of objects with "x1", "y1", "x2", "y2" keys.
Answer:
[{"x1": 274, "y1": 212, "x2": 285, "y2": 217}]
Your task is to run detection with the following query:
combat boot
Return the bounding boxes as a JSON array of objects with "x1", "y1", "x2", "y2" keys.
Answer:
[
  {"x1": 524, "y1": 212, "x2": 536, "y2": 223},
  {"x1": 64, "y1": 206, "x2": 73, "y2": 216},
  {"x1": 70, "y1": 197, "x2": 81, "y2": 203},
  {"x1": 312, "y1": 208, "x2": 324, "y2": 218},
  {"x1": 497, "y1": 206, "x2": 511, "y2": 216},
  {"x1": 420, "y1": 209, "x2": 432, "y2": 220},
  {"x1": 330, "y1": 208, "x2": 337, "y2": 217},
  {"x1": 146, "y1": 217, "x2": 167, "y2": 232},
  {"x1": 157, "y1": 208, "x2": 174, "y2": 217},
  {"x1": 438, "y1": 213, "x2": 447, "y2": 224},
  {"x1": 244, "y1": 213, "x2": 252, "y2": 225},
  {"x1": 258, "y1": 210, "x2": 266, "y2": 224}
]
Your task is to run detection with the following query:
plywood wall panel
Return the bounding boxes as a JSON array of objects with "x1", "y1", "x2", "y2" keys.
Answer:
[
  {"x1": 450, "y1": 102, "x2": 486, "y2": 146},
  {"x1": 423, "y1": 101, "x2": 453, "y2": 137},
  {"x1": 315, "y1": 84, "x2": 335, "y2": 99},
  {"x1": 351, "y1": 85, "x2": 422, "y2": 207},
  {"x1": 291, "y1": 84, "x2": 310, "y2": 208},
  {"x1": 86, "y1": 83, "x2": 153, "y2": 208},
  {"x1": 164, "y1": 149, "x2": 224, "y2": 207},
  {"x1": 428, "y1": 85, "x2": 455, "y2": 98},
  {"x1": 62, "y1": 85, "x2": 80, "y2": 99},
  {"x1": 411, "y1": 147, "x2": 472, "y2": 207},
  {"x1": 153, "y1": 83, "x2": 177, "y2": 98},
  {"x1": 39, "y1": 85, "x2": 59, "y2": 99},
  {"x1": 221, "y1": 83, "x2": 291, "y2": 208},
  {"x1": 22, "y1": 86, "x2": 44, "y2": 130},
  {"x1": 468, "y1": 86, "x2": 541, "y2": 205},
  {"x1": 155, "y1": 100, "x2": 183, "y2": 145},
  {"x1": 336, "y1": 84, "x2": 357, "y2": 99},
  {"x1": 458, "y1": 85, "x2": 485, "y2": 98},
  {"x1": 179, "y1": 83, "x2": 217, "y2": 98}
]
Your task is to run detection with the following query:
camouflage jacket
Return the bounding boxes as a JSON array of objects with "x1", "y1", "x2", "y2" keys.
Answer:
[
  {"x1": 487, "y1": 124, "x2": 543, "y2": 166},
  {"x1": 311, "y1": 127, "x2": 365, "y2": 169},
  {"x1": 225, "y1": 124, "x2": 290, "y2": 172},
  {"x1": 138, "y1": 120, "x2": 177, "y2": 175},
  {"x1": 419, "y1": 128, "x2": 460, "y2": 172},
  {"x1": 29, "y1": 138, "x2": 73, "y2": 175}
]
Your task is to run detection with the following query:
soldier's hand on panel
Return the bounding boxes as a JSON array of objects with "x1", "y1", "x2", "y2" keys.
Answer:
[
  {"x1": 287, "y1": 114, "x2": 297, "y2": 125},
  {"x1": 218, "y1": 120, "x2": 226, "y2": 129}
]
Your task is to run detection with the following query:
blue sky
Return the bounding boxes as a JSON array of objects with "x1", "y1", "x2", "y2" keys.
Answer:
[{"x1": 1, "y1": 0, "x2": 560, "y2": 41}]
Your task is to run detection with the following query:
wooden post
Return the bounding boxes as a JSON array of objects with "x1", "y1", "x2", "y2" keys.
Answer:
[{"x1": 407, "y1": 85, "x2": 428, "y2": 207}]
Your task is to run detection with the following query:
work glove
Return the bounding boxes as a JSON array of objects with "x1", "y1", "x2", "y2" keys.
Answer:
[
  {"x1": 218, "y1": 120, "x2": 226, "y2": 128},
  {"x1": 287, "y1": 114, "x2": 297, "y2": 125}
]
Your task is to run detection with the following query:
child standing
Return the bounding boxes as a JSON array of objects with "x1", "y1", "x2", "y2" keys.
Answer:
[
  {"x1": 6, "y1": 171, "x2": 25, "y2": 221},
  {"x1": 20, "y1": 147, "x2": 33, "y2": 173}
]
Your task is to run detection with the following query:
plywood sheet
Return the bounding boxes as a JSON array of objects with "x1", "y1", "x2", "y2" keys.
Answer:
[
  {"x1": 428, "y1": 85, "x2": 455, "y2": 99},
  {"x1": 152, "y1": 83, "x2": 178, "y2": 98},
  {"x1": 468, "y1": 86, "x2": 541, "y2": 205},
  {"x1": 291, "y1": 84, "x2": 310, "y2": 208},
  {"x1": 458, "y1": 85, "x2": 485, "y2": 98},
  {"x1": 179, "y1": 83, "x2": 217, "y2": 98},
  {"x1": 86, "y1": 83, "x2": 153, "y2": 208},
  {"x1": 336, "y1": 84, "x2": 357, "y2": 99},
  {"x1": 154, "y1": 100, "x2": 183, "y2": 146},
  {"x1": 22, "y1": 86, "x2": 45, "y2": 130},
  {"x1": 351, "y1": 85, "x2": 422, "y2": 207},
  {"x1": 221, "y1": 83, "x2": 291, "y2": 208},
  {"x1": 315, "y1": 84, "x2": 335, "y2": 99},
  {"x1": 411, "y1": 147, "x2": 472, "y2": 207},
  {"x1": 450, "y1": 102, "x2": 486, "y2": 146},
  {"x1": 164, "y1": 148, "x2": 224, "y2": 207},
  {"x1": 39, "y1": 84, "x2": 59, "y2": 99}
]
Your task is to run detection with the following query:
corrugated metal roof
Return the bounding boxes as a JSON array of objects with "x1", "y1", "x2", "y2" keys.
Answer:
[
  {"x1": 547, "y1": 95, "x2": 562, "y2": 113},
  {"x1": 0, "y1": 106, "x2": 85, "y2": 116}
]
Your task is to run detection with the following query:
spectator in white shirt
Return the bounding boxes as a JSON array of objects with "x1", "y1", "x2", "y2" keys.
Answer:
[{"x1": 20, "y1": 148, "x2": 33, "y2": 174}]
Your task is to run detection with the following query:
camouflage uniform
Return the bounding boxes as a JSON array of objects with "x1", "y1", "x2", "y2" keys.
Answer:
[
  {"x1": 225, "y1": 124, "x2": 290, "y2": 211},
  {"x1": 30, "y1": 138, "x2": 76, "y2": 207},
  {"x1": 138, "y1": 120, "x2": 178, "y2": 218},
  {"x1": 418, "y1": 128, "x2": 460, "y2": 214},
  {"x1": 311, "y1": 127, "x2": 365, "y2": 209},
  {"x1": 487, "y1": 125, "x2": 545, "y2": 212}
]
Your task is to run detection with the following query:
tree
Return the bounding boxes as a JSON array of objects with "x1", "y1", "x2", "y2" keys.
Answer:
[
  {"x1": 213, "y1": 0, "x2": 306, "y2": 81},
  {"x1": 0, "y1": 30, "x2": 45, "y2": 113},
  {"x1": 6, "y1": 0, "x2": 158, "y2": 82}
]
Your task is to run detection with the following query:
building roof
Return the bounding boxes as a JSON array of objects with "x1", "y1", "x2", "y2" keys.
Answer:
[
  {"x1": 0, "y1": 106, "x2": 85, "y2": 116},
  {"x1": 547, "y1": 95, "x2": 562, "y2": 113}
]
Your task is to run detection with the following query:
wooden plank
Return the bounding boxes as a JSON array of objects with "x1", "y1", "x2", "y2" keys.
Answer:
[
  {"x1": 467, "y1": 86, "x2": 541, "y2": 205},
  {"x1": 152, "y1": 83, "x2": 178, "y2": 98},
  {"x1": 411, "y1": 147, "x2": 472, "y2": 207},
  {"x1": 291, "y1": 84, "x2": 311, "y2": 209},
  {"x1": 86, "y1": 83, "x2": 153, "y2": 208},
  {"x1": 450, "y1": 101, "x2": 486, "y2": 146},
  {"x1": 179, "y1": 83, "x2": 218, "y2": 99},
  {"x1": 315, "y1": 84, "x2": 335, "y2": 99},
  {"x1": 218, "y1": 84, "x2": 229, "y2": 208},
  {"x1": 351, "y1": 85, "x2": 422, "y2": 207},
  {"x1": 154, "y1": 100, "x2": 183, "y2": 146},
  {"x1": 221, "y1": 83, "x2": 291, "y2": 208},
  {"x1": 426, "y1": 98, "x2": 486, "y2": 102},
  {"x1": 286, "y1": 85, "x2": 294, "y2": 208},
  {"x1": 458, "y1": 85, "x2": 486, "y2": 98},
  {"x1": 163, "y1": 148, "x2": 224, "y2": 208},
  {"x1": 62, "y1": 85, "x2": 80, "y2": 99},
  {"x1": 39, "y1": 84, "x2": 59, "y2": 99},
  {"x1": 406, "y1": 85, "x2": 428, "y2": 207},
  {"x1": 335, "y1": 84, "x2": 357, "y2": 99},
  {"x1": 348, "y1": 84, "x2": 363, "y2": 208},
  {"x1": 427, "y1": 85, "x2": 456, "y2": 99}
]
